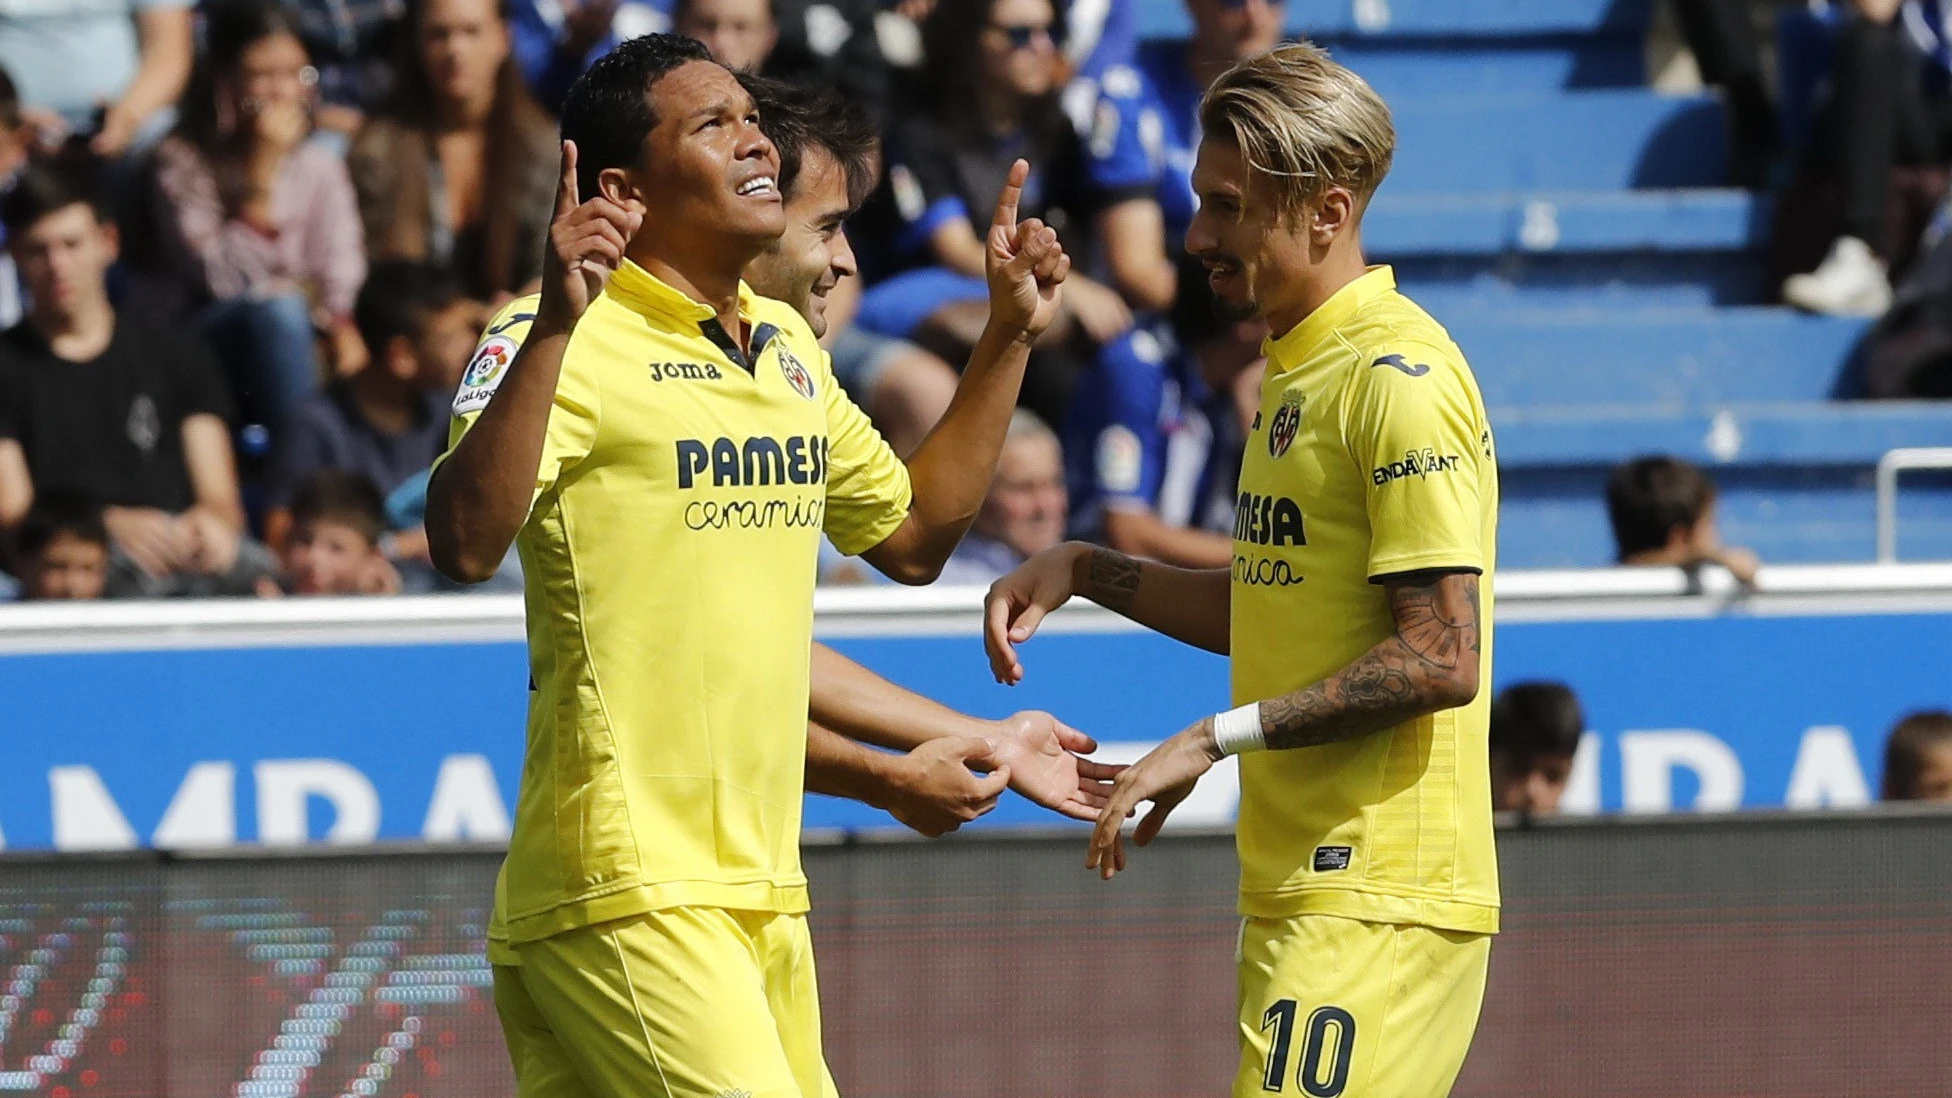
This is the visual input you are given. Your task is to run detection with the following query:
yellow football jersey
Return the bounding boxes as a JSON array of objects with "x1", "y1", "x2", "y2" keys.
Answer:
[
  {"x1": 1230, "y1": 266, "x2": 1499, "y2": 935},
  {"x1": 443, "y1": 264, "x2": 912, "y2": 944}
]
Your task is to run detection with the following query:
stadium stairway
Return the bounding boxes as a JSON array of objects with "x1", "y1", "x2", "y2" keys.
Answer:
[{"x1": 1137, "y1": 0, "x2": 1952, "y2": 566}]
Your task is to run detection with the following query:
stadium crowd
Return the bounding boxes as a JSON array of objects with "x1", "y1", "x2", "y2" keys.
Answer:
[{"x1": 14, "y1": 0, "x2": 1952, "y2": 602}]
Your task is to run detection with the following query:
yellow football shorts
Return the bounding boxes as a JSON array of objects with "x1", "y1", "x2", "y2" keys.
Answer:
[
  {"x1": 492, "y1": 906, "x2": 839, "y2": 1098},
  {"x1": 1234, "y1": 914, "x2": 1491, "y2": 1098}
]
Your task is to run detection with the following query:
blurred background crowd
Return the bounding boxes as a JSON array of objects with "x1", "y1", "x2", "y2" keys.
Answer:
[{"x1": 2, "y1": 0, "x2": 1950, "y2": 606}]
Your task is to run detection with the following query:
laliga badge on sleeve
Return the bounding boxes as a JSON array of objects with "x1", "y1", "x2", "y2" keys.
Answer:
[
  {"x1": 453, "y1": 335, "x2": 518, "y2": 416},
  {"x1": 1096, "y1": 425, "x2": 1144, "y2": 495}
]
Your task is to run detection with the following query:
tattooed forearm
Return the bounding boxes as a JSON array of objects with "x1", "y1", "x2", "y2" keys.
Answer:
[
  {"x1": 1082, "y1": 548, "x2": 1142, "y2": 613},
  {"x1": 1260, "y1": 572, "x2": 1482, "y2": 751}
]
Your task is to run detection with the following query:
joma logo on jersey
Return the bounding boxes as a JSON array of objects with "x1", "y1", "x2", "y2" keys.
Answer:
[
  {"x1": 675, "y1": 436, "x2": 830, "y2": 488},
  {"x1": 1233, "y1": 492, "x2": 1306, "y2": 546},
  {"x1": 1372, "y1": 448, "x2": 1461, "y2": 486},
  {"x1": 1267, "y1": 390, "x2": 1304, "y2": 458},
  {"x1": 647, "y1": 361, "x2": 724, "y2": 382}
]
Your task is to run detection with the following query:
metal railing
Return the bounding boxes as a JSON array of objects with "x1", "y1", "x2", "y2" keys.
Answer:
[{"x1": 1876, "y1": 446, "x2": 1952, "y2": 563}]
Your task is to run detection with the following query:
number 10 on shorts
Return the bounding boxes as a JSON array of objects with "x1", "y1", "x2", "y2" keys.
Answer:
[{"x1": 1260, "y1": 999, "x2": 1356, "y2": 1096}]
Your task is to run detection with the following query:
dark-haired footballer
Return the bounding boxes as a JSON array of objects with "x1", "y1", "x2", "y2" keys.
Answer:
[{"x1": 424, "y1": 35, "x2": 1089, "y2": 1098}]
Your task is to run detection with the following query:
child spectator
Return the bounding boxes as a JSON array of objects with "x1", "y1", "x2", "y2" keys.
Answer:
[
  {"x1": 1490, "y1": 681, "x2": 1586, "y2": 815},
  {"x1": 0, "y1": 155, "x2": 275, "y2": 597},
  {"x1": 349, "y1": 0, "x2": 559, "y2": 302},
  {"x1": 264, "y1": 259, "x2": 476, "y2": 555},
  {"x1": 938, "y1": 410, "x2": 1068, "y2": 584},
  {"x1": 135, "y1": 0, "x2": 368, "y2": 436},
  {"x1": 259, "y1": 468, "x2": 400, "y2": 595},
  {"x1": 1881, "y1": 709, "x2": 1952, "y2": 801},
  {"x1": 1606, "y1": 455, "x2": 1761, "y2": 585},
  {"x1": 10, "y1": 494, "x2": 110, "y2": 601}
]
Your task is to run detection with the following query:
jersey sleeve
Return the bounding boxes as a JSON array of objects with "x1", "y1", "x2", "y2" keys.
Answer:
[
  {"x1": 817, "y1": 346, "x2": 913, "y2": 555},
  {"x1": 1082, "y1": 64, "x2": 1167, "y2": 196},
  {"x1": 1091, "y1": 329, "x2": 1169, "y2": 511},
  {"x1": 886, "y1": 120, "x2": 973, "y2": 257},
  {"x1": 436, "y1": 296, "x2": 600, "y2": 509},
  {"x1": 1342, "y1": 343, "x2": 1489, "y2": 580}
]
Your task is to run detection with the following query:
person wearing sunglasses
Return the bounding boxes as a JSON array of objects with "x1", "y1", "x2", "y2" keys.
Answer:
[{"x1": 851, "y1": 0, "x2": 1175, "y2": 425}]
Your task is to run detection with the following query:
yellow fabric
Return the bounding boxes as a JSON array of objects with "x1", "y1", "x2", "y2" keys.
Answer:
[
  {"x1": 446, "y1": 267, "x2": 913, "y2": 945},
  {"x1": 1233, "y1": 914, "x2": 1490, "y2": 1098},
  {"x1": 495, "y1": 907, "x2": 839, "y2": 1098},
  {"x1": 1230, "y1": 266, "x2": 1500, "y2": 934}
]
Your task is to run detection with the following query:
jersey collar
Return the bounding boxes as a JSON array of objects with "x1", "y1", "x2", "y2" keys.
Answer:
[
  {"x1": 1264, "y1": 265, "x2": 1397, "y2": 370},
  {"x1": 606, "y1": 261, "x2": 778, "y2": 372}
]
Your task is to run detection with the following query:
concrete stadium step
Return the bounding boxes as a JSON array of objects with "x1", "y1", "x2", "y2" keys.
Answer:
[
  {"x1": 1136, "y1": 0, "x2": 1652, "y2": 43},
  {"x1": 1400, "y1": 257, "x2": 1768, "y2": 310},
  {"x1": 1368, "y1": 190, "x2": 1769, "y2": 257},
  {"x1": 1491, "y1": 403, "x2": 1952, "y2": 467},
  {"x1": 1440, "y1": 307, "x2": 1869, "y2": 406},
  {"x1": 1385, "y1": 91, "x2": 1727, "y2": 194},
  {"x1": 1331, "y1": 38, "x2": 1644, "y2": 96}
]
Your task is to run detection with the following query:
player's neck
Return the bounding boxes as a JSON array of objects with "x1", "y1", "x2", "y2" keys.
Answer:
[
  {"x1": 1263, "y1": 244, "x2": 1370, "y2": 343},
  {"x1": 634, "y1": 245, "x2": 752, "y2": 343}
]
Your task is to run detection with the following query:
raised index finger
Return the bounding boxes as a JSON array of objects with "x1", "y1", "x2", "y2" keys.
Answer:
[
  {"x1": 991, "y1": 158, "x2": 1028, "y2": 232},
  {"x1": 555, "y1": 140, "x2": 580, "y2": 219}
]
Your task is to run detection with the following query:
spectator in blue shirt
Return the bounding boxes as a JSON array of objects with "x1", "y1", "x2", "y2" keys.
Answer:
[
  {"x1": 1063, "y1": 277, "x2": 1259, "y2": 568},
  {"x1": 506, "y1": 0, "x2": 671, "y2": 111},
  {"x1": 263, "y1": 259, "x2": 478, "y2": 564}
]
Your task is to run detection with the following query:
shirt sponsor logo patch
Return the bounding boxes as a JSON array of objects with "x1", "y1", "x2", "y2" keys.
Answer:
[
  {"x1": 1267, "y1": 390, "x2": 1303, "y2": 458},
  {"x1": 1096, "y1": 425, "x2": 1144, "y2": 495},
  {"x1": 1372, "y1": 447, "x2": 1462, "y2": 486},
  {"x1": 454, "y1": 335, "x2": 517, "y2": 415},
  {"x1": 777, "y1": 345, "x2": 817, "y2": 401},
  {"x1": 1313, "y1": 846, "x2": 1352, "y2": 872}
]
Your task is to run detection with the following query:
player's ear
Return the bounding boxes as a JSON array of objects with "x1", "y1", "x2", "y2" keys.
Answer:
[
  {"x1": 1310, "y1": 186, "x2": 1356, "y2": 245},
  {"x1": 596, "y1": 166, "x2": 641, "y2": 209}
]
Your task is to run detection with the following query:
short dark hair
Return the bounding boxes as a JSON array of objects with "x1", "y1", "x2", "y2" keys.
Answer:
[
  {"x1": 13, "y1": 493, "x2": 107, "y2": 561},
  {"x1": 1882, "y1": 710, "x2": 1952, "y2": 800},
  {"x1": 1490, "y1": 682, "x2": 1585, "y2": 761},
  {"x1": 354, "y1": 259, "x2": 465, "y2": 357},
  {"x1": 290, "y1": 470, "x2": 387, "y2": 546},
  {"x1": 560, "y1": 34, "x2": 716, "y2": 203},
  {"x1": 1606, "y1": 456, "x2": 1717, "y2": 560},
  {"x1": 739, "y1": 74, "x2": 878, "y2": 209},
  {"x1": 0, "y1": 151, "x2": 110, "y2": 236}
]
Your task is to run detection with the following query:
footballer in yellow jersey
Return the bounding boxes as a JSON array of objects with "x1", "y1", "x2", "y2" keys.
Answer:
[
  {"x1": 426, "y1": 37, "x2": 1076, "y2": 1098},
  {"x1": 986, "y1": 44, "x2": 1496, "y2": 1098}
]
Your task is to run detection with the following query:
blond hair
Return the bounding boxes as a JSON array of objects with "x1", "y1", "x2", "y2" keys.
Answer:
[{"x1": 1199, "y1": 41, "x2": 1395, "y2": 218}]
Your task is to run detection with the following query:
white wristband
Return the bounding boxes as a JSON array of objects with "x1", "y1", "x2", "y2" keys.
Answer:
[{"x1": 1211, "y1": 702, "x2": 1265, "y2": 756}]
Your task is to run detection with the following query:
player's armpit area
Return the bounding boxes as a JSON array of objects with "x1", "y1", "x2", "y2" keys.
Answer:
[{"x1": 1259, "y1": 570, "x2": 1481, "y2": 751}]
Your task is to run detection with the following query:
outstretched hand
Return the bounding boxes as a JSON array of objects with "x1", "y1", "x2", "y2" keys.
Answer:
[
  {"x1": 539, "y1": 140, "x2": 643, "y2": 330},
  {"x1": 1085, "y1": 721, "x2": 1219, "y2": 880},
  {"x1": 985, "y1": 159, "x2": 1071, "y2": 340},
  {"x1": 984, "y1": 543, "x2": 1088, "y2": 685},
  {"x1": 991, "y1": 710, "x2": 1125, "y2": 821}
]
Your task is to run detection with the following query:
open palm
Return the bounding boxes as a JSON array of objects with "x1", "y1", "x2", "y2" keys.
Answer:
[{"x1": 991, "y1": 711, "x2": 1124, "y2": 822}]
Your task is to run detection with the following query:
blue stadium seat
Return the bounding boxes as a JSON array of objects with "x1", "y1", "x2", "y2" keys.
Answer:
[{"x1": 1127, "y1": 0, "x2": 1946, "y2": 565}]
